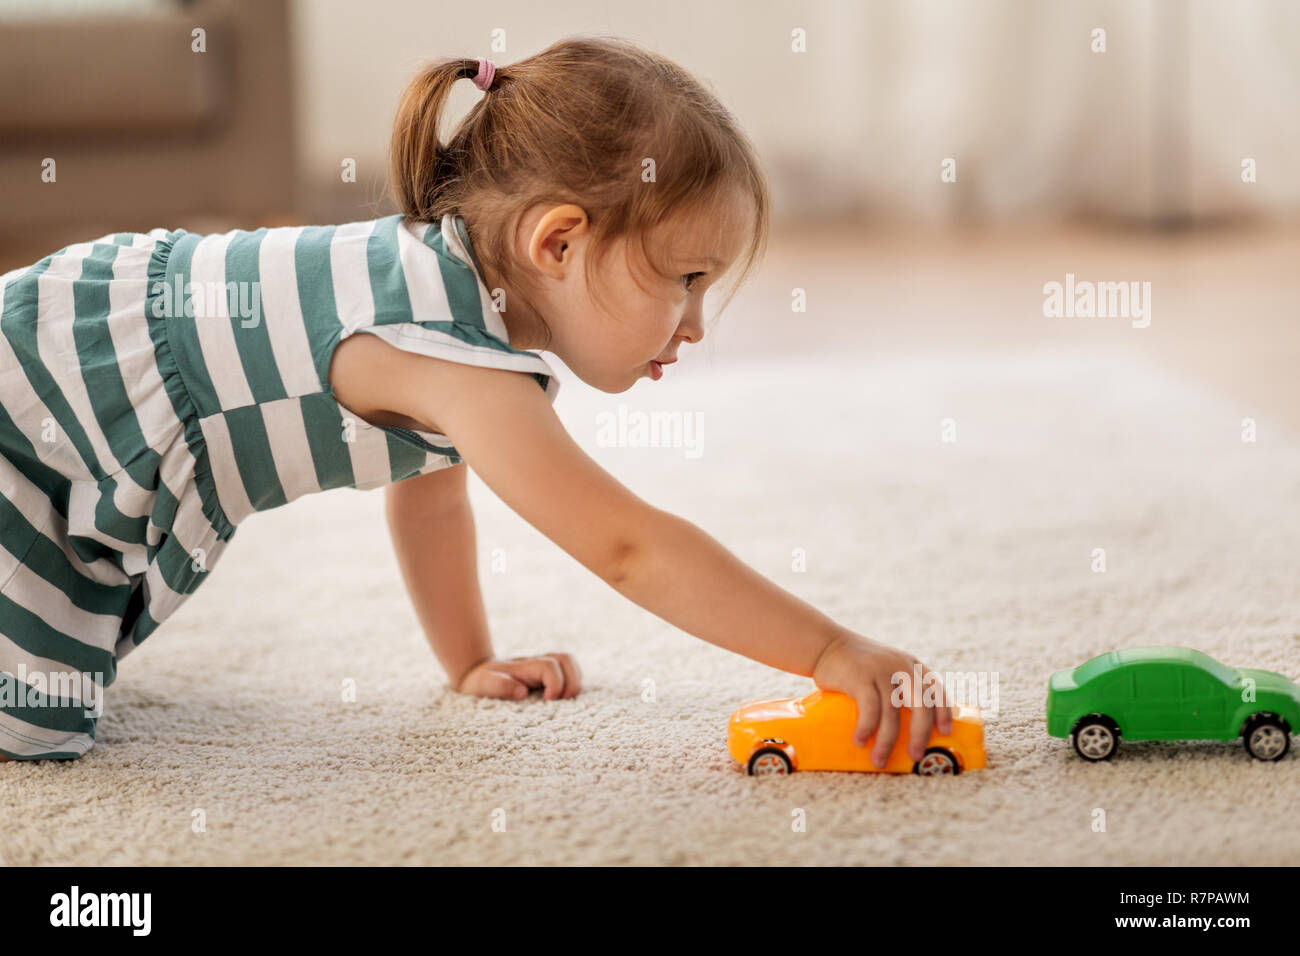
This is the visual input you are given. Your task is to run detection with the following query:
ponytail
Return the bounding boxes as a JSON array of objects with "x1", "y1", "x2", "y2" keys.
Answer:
[{"x1": 389, "y1": 58, "x2": 490, "y2": 220}]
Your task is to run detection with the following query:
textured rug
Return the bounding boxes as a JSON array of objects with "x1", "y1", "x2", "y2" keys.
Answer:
[{"x1": 2, "y1": 344, "x2": 1297, "y2": 865}]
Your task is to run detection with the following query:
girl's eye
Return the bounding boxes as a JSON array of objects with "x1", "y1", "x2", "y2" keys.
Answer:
[{"x1": 681, "y1": 272, "x2": 705, "y2": 292}]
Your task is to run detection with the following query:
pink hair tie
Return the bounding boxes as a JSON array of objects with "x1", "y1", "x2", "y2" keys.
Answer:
[{"x1": 472, "y1": 57, "x2": 496, "y2": 92}]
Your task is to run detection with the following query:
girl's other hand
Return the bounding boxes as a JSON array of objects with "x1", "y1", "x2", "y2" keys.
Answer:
[
  {"x1": 456, "y1": 653, "x2": 582, "y2": 701},
  {"x1": 811, "y1": 631, "x2": 955, "y2": 769}
]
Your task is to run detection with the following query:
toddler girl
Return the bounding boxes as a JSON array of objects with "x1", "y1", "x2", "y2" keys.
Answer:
[{"x1": 0, "y1": 35, "x2": 951, "y2": 763}]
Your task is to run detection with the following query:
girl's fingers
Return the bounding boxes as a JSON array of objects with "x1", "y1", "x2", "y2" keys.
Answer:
[
  {"x1": 926, "y1": 668, "x2": 955, "y2": 734},
  {"x1": 468, "y1": 654, "x2": 582, "y2": 701},
  {"x1": 936, "y1": 702, "x2": 955, "y2": 735},
  {"x1": 542, "y1": 652, "x2": 582, "y2": 698},
  {"x1": 908, "y1": 697, "x2": 935, "y2": 762},
  {"x1": 906, "y1": 667, "x2": 957, "y2": 758},
  {"x1": 912, "y1": 666, "x2": 948, "y2": 758},
  {"x1": 870, "y1": 695, "x2": 900, "y2": 770},
  {"x1": 499, "y1": 656, "x2": 567, "y2": 700},
  {"x1": 868, "y1": 697, "x2": 899, "y2": 780},
  {"x1": 851, "y1": 685, "x2": 881, "y2": 750},
  {"x1": 466, "y1": 667, "x2": 530, "y2": 700}
]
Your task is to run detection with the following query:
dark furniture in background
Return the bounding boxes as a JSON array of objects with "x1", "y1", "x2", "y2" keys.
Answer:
[{"x1": 0, "y1": 0, "x2": 297, "y2": 270}]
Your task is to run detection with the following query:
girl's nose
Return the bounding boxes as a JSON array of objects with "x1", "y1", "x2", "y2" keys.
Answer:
[{"x1": 678, "y1": 311, "x2": 704, "y2": 344}]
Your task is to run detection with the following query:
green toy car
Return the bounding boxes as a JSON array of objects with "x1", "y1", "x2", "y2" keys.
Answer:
[{"x1": 1046, "y1": 646, "x2": 1300, "y2": 762}]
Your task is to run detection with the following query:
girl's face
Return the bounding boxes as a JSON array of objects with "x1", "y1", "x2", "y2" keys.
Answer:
[{"x1": 499, "y1": 189, "x2": 755, "y2": 393}]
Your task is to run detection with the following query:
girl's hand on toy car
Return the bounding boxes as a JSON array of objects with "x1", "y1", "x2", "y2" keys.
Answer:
[
  {"x1": 456, "y1": 653, "x2": 583, "y2": 701},
  {"x1": 812, "y1": 630, "x2": 955, "y2": 769}
]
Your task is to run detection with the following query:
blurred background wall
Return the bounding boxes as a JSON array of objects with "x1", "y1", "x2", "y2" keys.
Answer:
[
  {"x1": 290, "y1": 0, "x2": 1300, "y2": 228},
  {"x1": 2, "y1": 0, "x2": 1298, "y2": 252},
  {"x1": 2, "y1": 0, "x2": 1297, "y2": 428}
]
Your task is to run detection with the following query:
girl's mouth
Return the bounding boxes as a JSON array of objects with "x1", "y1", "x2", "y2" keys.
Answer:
[{"x1": 649, "y1": 360, "x2": 663, "y2": 381}]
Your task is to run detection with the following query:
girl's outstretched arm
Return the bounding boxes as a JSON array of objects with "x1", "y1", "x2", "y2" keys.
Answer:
[{"x1": 330, "y1": 334, "x2": 953, "y2": 767}]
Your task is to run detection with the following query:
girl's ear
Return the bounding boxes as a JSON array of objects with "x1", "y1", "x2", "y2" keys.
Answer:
[{"x1": 528, "y1": 203, "x2": 589, "y2": 277}]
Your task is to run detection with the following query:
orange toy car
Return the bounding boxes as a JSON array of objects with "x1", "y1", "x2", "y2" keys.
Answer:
[{"x1": 728, "y1": 689, "x2": 987, "y2": 776}]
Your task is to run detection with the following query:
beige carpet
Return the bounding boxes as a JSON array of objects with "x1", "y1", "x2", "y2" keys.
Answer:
[{"x1": 2, "y1": 345, "x2": 1298, "y2": 865}]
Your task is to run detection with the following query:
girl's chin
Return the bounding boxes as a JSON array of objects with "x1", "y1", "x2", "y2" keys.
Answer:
[
  {"x1": 587, "y1": 363, "x2": 657, "y2": 393},
  {"x1": 591, "y1": 373, "x2": 638, "y2": 394}
]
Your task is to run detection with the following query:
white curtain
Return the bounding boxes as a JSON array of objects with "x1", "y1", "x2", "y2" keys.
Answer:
[{"x1": 747, "y1": 0, "x2": 1300, "y2": 224}]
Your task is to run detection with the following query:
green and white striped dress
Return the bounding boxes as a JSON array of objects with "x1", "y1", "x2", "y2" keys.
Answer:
[{"x1": 0, "y1": 213, "x2": 559, "y2": 759}]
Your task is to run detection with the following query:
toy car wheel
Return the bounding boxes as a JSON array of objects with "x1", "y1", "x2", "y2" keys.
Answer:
[
  {"x1": 1242, "y1": 714, "x2": 1290, "y2": 761},
  {"x1": 1072, "y1": 716, "x2": 1119, "y2": 761},
  {"x1": 748, "y1": 746, "x2": 793, "y2": 776},
  {"x1": 912, "y1": 747, "x2": 960, "y2": 776}
]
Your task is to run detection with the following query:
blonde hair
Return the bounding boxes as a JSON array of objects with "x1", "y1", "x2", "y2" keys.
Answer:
[{"x1": 389, "y1": 34, "x2": 770, "y2": 348}]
